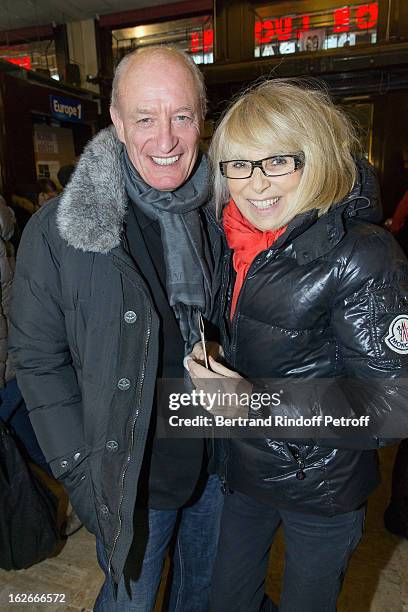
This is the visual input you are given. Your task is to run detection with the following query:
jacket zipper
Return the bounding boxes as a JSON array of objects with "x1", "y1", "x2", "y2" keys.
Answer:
[
  {"x1": 220, "y1": 453, "x2": 230, "y2": 494},
  {"x1": 107, "y1": 235, "x2": 152, "y2": 581},
  {"x1": 108, "y1": 308, "x2": 151, "y2": 580},
  {"x1": 218, "y1": 249, "x2": 278, "y2": 494},
  {"x1": 220, "y1": 476, "x2": 229, "y2": 494},
  {"x1": 230, "y1": 248, "x2": 279, "y2": 363},
  {"x1": 228, "y1": 246, "x2": 309, "y2": 480},
  {"x1": 220, "y1": 251, "x2": 233, "y2": 332},
  {"x1": 291, "y1": 447, "x2": 307, "y2": 480}
]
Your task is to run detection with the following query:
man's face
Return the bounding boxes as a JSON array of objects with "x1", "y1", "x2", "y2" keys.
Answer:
[{"x1": 111, "y1": 55, "x2": 201, "y2": 191}]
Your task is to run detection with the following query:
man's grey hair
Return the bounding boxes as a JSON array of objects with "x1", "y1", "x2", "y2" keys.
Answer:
[{"x1": 110, "y1": 45, "x2": 207, "y2": 120}]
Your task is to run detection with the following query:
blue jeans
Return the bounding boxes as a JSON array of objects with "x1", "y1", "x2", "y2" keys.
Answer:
[
  {"x1": 211, "y1": 490, "x2": 365, "y2": 612},
  {"x1": 94, "y1": 474, "x2": 223, "y2": 611}
]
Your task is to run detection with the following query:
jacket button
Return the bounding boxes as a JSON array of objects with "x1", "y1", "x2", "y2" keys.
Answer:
[
  {"x1": 60, "y1": 460, "x2": 69, "y2": 469},
  {"x1": 100, "y1": 504, "x2": 109, "y2": 518},
  {"x1": 106, "y1": 440, "x2": 119, "y2": 452},
  {"x1": 118, "y1": 377, "x2": 131, "y2": 391},
  {"x1": 124, "y1": 310, "x2": 137, "y2": 324}
]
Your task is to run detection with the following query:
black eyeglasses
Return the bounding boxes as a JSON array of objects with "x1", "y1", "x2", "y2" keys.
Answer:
[{"x1": 219, "y1": 153, "x2": 305, "y2": 179}]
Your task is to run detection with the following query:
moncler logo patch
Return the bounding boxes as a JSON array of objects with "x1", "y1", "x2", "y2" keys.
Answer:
[{"x1": 385, "y1": 315, "x2": 408, "y2": 355}]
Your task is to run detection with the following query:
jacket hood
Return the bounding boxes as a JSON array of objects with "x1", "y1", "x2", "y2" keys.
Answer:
[
  {"x1": 0, "y1": 196, "x2": 15, "y2": 241},
  {"x1": 57, "y1": 126, "x2": 127, "y2": 254},
  {"x1": 336, "y1": 157, "x2": 382, "y2": 223},
  {"x1": 286, "y1": 159, "x2": 383, "y2": 265}
]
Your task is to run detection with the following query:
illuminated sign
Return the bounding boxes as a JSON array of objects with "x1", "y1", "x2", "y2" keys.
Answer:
[
  {"x1": 334, "y1": 3, "x2": 378, "y2": 32},
  {"x1": 188, "y1": 3, "x2": 378, "y2": 54},
  {"x1": 190, "y1": 29, "x2": 213, "y2": 54},
  {"x1": 4, "y1": 56, "x2": 31, "y2": 70},
  {"x1": 255, "y1": 2, "x2": 378, "y2": 45},
  {"x1": 50, "y1": 95, "x2": 83, "y2": 123},
  {"x1": 255, "y1": 16, "x2": 310, "y2": 43}
]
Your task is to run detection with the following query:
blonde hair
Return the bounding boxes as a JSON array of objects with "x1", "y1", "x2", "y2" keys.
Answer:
[
  {"x1": 209, "y1": 79, "x2": 359, "y2": 223},
  {"x1": 111, "y1": 45, "x2": 207, "y2": 121}
]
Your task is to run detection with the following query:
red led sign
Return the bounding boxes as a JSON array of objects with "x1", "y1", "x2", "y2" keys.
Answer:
[
  {"x1": 4, "y1": 56, "x2": 31, "y2": 70},
  {"x1": 356, "y1": 3, "x2": 378, "y2": 29},
  {"x1": 333, "y1": 7, "x2": 351, "y2": 33},
  {"x1": 254, "y1": 2, "x2": 378, "y2": 46},
  {"x1": 255, "y1": 14, "x2": 311, "y2": 43},
  {"x1": 334, "y1": 3, "x2": 378, "y2": 32},
  {"x1": 188, "y1": 2, "x2": 378, "y2": 53},
  {"x1": 191, "y1": 32, "x2": 200, "y2": 53},
  {"x1": 190, "y1": 29, "x2": 213, "y2": 53}
]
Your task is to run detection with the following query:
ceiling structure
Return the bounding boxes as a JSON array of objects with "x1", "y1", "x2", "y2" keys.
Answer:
[{"x1": 0, "y1": 0, "x2": 179, "y2": 31}]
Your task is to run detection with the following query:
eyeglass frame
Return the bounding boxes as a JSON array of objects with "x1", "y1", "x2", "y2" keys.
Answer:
[{"x1": 219, "y1": 153, "x2": 305, "y2": 179}]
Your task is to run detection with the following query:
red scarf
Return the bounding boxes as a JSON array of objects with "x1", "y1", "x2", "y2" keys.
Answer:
[{"x1": 223, "y1": 199, "x2": 287, "y2": 319}]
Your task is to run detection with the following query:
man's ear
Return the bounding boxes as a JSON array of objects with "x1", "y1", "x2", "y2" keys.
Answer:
[{"x1": 110, "y1": 106, "x2": 125, "y2": 143}]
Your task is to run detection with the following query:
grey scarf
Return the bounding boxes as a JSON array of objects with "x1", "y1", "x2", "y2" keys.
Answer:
[{"x1": 122, "y1": 147, "x2": 212, "y2": 349}]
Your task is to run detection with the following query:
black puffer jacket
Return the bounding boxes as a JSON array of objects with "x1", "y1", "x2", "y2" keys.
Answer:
[{"x1": 217, "y1": 161, "x2": 408, "y2": 515}]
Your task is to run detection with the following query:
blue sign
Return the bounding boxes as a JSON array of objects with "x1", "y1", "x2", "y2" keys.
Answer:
[{"x1": 50, "y1": 95, "x2": 83, "y2": 123}]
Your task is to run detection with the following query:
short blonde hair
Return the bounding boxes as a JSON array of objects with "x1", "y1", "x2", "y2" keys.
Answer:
[{"x1": 210, "y1": 79, "x2": 358, "y2": 223}]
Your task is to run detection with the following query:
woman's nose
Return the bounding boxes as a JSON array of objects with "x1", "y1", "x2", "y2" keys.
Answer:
[{"x1": 251, "y1": 167, "x2": 271, "y2": 192}]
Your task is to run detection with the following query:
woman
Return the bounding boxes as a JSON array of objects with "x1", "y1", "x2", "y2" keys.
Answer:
[{"x1": 188, "y1": 80, "x2": 408, "y2": 611}]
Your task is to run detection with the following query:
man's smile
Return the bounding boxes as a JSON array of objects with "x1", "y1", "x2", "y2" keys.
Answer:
[{"x1": 151, "y1": 155, "x2": 181, "y2": 166}]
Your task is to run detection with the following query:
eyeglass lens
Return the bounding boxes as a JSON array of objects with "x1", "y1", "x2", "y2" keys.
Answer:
[{"x1": 223, "y1": 156, "x2": 296, "y2": 179}]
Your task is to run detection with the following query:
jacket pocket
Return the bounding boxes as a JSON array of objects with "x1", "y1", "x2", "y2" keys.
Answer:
[
  {"x1": 369, "y1": 284, "x2": 408, "y2": 364},
  {"x1": 61, "y1": 462, "x2": 100, "y2": 537}
]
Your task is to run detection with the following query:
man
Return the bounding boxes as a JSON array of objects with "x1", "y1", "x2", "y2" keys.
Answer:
[{"x1": 9, "y1": 47, "x2": 223, "y2": 611}]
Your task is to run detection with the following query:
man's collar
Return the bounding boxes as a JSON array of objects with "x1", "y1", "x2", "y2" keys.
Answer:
[
  {"x1": 56, "y1": 125, "x2": 208, "y2": 254},
  {"x1": 57, "y1": 126, "x2": 127, "y2": 254}
]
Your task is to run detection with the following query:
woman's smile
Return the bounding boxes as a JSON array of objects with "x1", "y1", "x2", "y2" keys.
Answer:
[{"x1": 247, "y1": 196, "x2": 281, "y2": 212}]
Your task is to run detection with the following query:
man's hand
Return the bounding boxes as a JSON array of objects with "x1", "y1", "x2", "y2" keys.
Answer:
[{"x1": 187, "y1": 356, "x2": 252, "y2": 417}]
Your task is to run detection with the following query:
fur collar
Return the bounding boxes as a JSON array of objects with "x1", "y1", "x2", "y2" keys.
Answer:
[{"x1": 57, "y1": 126, "x2": 127, "y2": 253}]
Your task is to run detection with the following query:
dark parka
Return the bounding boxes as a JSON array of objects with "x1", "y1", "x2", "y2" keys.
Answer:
[
  {"x1": 9, "y1": 127, "x2": 219, "y2": 584},
  {"x1": 217, "y1": 160, "x2": 408, "y2": 515}
]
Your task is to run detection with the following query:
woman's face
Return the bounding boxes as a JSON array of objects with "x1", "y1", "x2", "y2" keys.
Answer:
[{"x1": 226, "y1": 147, "x2": 303, "y2": 231}]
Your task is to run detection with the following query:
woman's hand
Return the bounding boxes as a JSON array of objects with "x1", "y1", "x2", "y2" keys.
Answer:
[
  {"x1": 187, "y1": 356, "x2": 252, "y2": 417},
  {"x1": 188, "y1": 341, "x2": 224, "y2": 366}
]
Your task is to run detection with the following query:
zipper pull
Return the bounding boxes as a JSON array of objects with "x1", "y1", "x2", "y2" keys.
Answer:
[
  {"x1": 296, "y1": 459, "x2": 306, "y2": 480},
  {"x1": 292, "y1": 449, "x2": 306, "y2": 480},
  {"x1": 220, "y1": 476, "x2": 230, "y2": 495}
]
